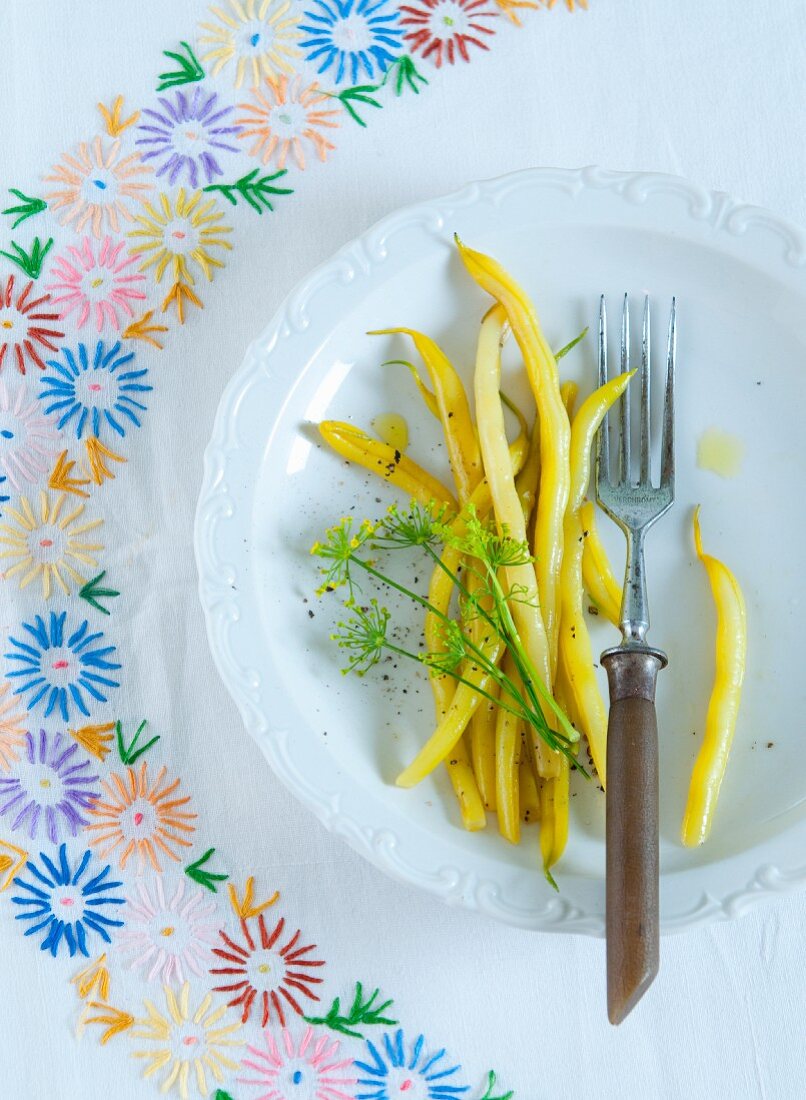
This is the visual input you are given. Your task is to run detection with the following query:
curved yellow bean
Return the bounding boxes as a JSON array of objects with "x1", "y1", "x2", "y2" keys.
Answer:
[
  {"x1": 495, "y1": 654, "x2": 522, "y2": 842},
  {"x1": 560, "y1": 380, "x2": 579, "y2": 419},
  {"x1": 557, "y1": 371, "x2": 634, "y2": 788},
  {"x1": 681, "y1": 508, "x2": 747, "y2": 847},
  {"x1": 384, "y1": 359, "x2": 440, "y2": 419},
  {"x1": 318, "y1": 421, "x2": 457, "y2": 509},
  {"x1": 457, "y1": 240, "x2": 571, "y2": 671},
  {"x1": 519, "y1": 753, "x2": 540, "y2": 824},
  {"x1": 396, "y1": 635, "x2": 505, "y2": 788},
  {"x1": 539, "y1": 755, "x2": 570, "y2": 887},
  {"x1": 370, "y1": 328, "x2": 482, "y2": 501},
  {"x1": 580, "y1": 501, "x2": 621, "y2": 627},
  {"x1": 445, "y1": 736, "x2": 487, "y2": 831},
  {"x1": 473, "y1": 303, "x2": 558, "y2": 779}
]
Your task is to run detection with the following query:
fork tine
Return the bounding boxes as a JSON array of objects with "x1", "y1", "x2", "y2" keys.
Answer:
[
  {"x1": 597, "y1": 295, "x2": 610, "y2": 486},
  {"x1": 619, "y1": 294, "x2": 631, "y2": 485},
  {"x1": 640, "y1": 296, "x2": 651, "y2": 486},
  {"x1": 660, "y1": 298, "x2": 676, "y2": 492}
]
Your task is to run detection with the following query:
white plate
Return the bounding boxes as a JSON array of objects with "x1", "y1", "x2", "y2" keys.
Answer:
[{"x1": 195, "y1": 167, "x2": 806, "y2": 934}]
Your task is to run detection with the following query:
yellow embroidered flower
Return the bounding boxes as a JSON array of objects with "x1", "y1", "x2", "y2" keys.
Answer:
[
  {"x1": 128, "y1": 189, "x2": 233, "y2": 286},
  {"x1": 199, "y1": 0, "x2": 300, "y2": 89},
  {"x1": 44, "y1": 136, "x2": 152, "y2": 237},
  {"x1": 237, "y1": 75, "x2": 339, "y2": 170},
  {"x1": 0, "y1": 491, "x2": 103, "y2": 598},
  {"x1": 131, "y1": 983, "x2": 242, "y2": 1098}
]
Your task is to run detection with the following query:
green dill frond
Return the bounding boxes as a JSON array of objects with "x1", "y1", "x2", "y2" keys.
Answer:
[{"x1": 332, "y1": 599, "x2": 390, "y2": 675}]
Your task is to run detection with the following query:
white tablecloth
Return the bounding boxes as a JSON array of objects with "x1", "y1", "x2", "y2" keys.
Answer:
[{"x1": 2, "y1": 2, "x2": 805, "y2": 1097}]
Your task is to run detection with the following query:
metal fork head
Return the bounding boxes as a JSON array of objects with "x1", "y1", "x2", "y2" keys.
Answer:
[{"x1": 596, "y1": 295, "x2": 676, "y2": 645}]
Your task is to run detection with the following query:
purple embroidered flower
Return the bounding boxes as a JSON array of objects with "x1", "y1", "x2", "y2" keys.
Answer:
[
  {"x1": 0, "y1": 729, "x2": 101, "y2": 842},
  {"x1": 10, "y1": 842, "x2": 124, "y2": 957},
  {"x1": 136, "y1": 88, "x2": 241, "y2": 187}
]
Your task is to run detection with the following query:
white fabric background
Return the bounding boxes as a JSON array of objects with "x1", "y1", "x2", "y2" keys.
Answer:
[{"x1": 1, "y1": 1, "x2": 805, "y2": 1098}]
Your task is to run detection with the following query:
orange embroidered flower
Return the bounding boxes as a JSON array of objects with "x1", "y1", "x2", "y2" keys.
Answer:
[
  {"x1": 237, "y1": 75, "x2": 339, "y2": 170},
  {"x1": 0, "y1": 681, "x2": 26, "y2": 773},
  {"x1": 86, "y1": 762, "x2": 196, "y2": 871},
  {"x1": 45, "y1": 137, "x2": 153, "y2": 238}
]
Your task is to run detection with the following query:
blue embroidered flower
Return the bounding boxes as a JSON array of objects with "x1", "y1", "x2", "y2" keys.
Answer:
[
  {"x1": 299, "y1": 0, "x2": 404, "y2": 85},
  {"x1": 0, "y1": 729, "x2": 101, "y2": 842},
  {"x1": 39, "y1": 340, "x2": 151, "y2": 440},
  {"x1": 355, "y1": 1030, "x2": 470, "y2": 1099},
  {"x1": 10, "y1": 842, "x2": 124, "y2": 957},
  {"x1": 4, "y1": 612, "x2": 121, "y2": 721}
]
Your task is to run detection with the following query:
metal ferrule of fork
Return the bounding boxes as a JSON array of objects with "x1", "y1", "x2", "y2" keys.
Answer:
[{"x1": 596, "y1": 293, "x2": 676, "y2": 1027}]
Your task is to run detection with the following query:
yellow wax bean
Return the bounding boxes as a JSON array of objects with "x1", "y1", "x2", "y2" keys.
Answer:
[
  {"x1": 681, "y1": 508, "x2": 747, "y2": 847},
  {"x1": 580, "y1": 501, "x2": 621, "y2": 627},
  {"x1": 473, "y1": 303, "x2": 558, "y2": 779},
  {"x1": 318, "y1": 421, "x2": 456, "y2": 509},
  {"x1": 457, "y1": 240, "x2": 571, "y2": 671},
  {"x1": 370, "y1": 328, "x2": 482, "y2": 501},
  {"x1": 557, "y1": 371, "x2": 634, "y2": 788}
]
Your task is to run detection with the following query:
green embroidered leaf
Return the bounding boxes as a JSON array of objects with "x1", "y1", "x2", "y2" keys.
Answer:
[
  {"x1": 2, "y1": 189, "x2": 47, "y2": 230},
  {"x1": 204, "y1": 168, "x2": 293, "y2": 214},
  {"x1": 480, "y1": 1070, "x2": 514, "y2": 1100},
  {"x1": 332, "y1": 84, "x2": 383, "y2": 128},
  {"x1": 157, "y1": 41, "x2": 204, "y2": 91},
  {"x1": 385, "y1": 55, "x2": 429, "y2": 96},
  {"x1": 185, "y1": 847, "x2": 228, "y2": 892},
  {"x1": 79, "y1": 570, "x2": 120, "y2": 615},
  {"x1": 213, "y1": 1092, "x2": 234, "y2": 1100},
  {"x1": 303, "y1": 981, "x2": 397, "y2": 1039},
  {"x1": 0, "y1": 236, "x2": 53, "y2": 279},
  {"x1": 116, "y1": 719, "x2": 160, "y2": 766}
]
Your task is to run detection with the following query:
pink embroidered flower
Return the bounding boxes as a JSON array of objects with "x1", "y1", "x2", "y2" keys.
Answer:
[
  {"x1": 237, "y1": 75, "x2": 339, "y2": 170},
  {"x1": 47, "y1": 236, "x2": 146, "y2": 332},
  {"x1": 44, "y1": 136, "x2": 153, "y2": 238},
  {"x1": 0, "y1": 380, "x2": 61, "y2": 490},
  {"x1": 239, "y1": 1027, "x2": 356, "y2": 1100},
  {"x1": 0, "y1": 275, "x2": 64, "y2": 374},
  {"x1": 85, "y1": 762, "x2": 197, "y2": 871},
  {"x1": 211, "y1": 913, "x2": 325, "y2": 1027},
  {"x1": 118, "y1": 876, "x2": 218, "y2": 984},
  {"x1": 399, "y1": 0, "x2": 498, "y2": 66}
]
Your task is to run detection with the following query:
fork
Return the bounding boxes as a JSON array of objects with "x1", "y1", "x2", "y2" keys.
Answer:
[{"x1": 596, "y1": 294, "x2": 676, "y2": 1025}]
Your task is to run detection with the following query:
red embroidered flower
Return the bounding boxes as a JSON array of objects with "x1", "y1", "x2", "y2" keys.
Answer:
[
  {"x1": 0, "y1": 275, "x2": 64, "y2": 374},
  {"x1": 211, "y1": 913, "x2": 325, "y2": 1027},
  {"x1": 399, "y1": 0, "x2": 498, "y2": 67}
]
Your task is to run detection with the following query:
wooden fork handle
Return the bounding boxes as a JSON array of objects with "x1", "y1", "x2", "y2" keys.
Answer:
[{"x1": 602, "y1": 646, "x2": 665, "y2": 1026}]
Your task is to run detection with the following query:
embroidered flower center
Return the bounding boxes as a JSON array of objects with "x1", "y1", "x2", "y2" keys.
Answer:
[
  {"x1": 81, "y1": 169, "x2": 119, "y2": 205},
  {"x1": 270, "y1": 101, "x2": 307, "y2": 138},
  {"x1": 330, "y1": 13, "x2": 373, "y2": 52},
  {"x1": 26, "y1": 523, "x2": 68, "y2": 566},
  {"x1": 385, "y1": 1068, "x2": 430, "y2": 1099},
  {"x1": 82, "y1": 268, "x2": 114, "y2": 301},
  {"x1": 43, "y1": 647, "x2": 76, "y2": 687},
  {"x1": 53, "y1": 884, "x2": 86, "y2": 919},
  {"x1": 162, "y1": 217, "x2": 200, "y2": 255},
  {"x1": 240, "y1": 19, "x2": 274, "y2": 54},
  {"x1": 170, "y1": 1023, "x2": 206, "y2": 1061},
  {"x1": 121, "y1": 798, "x2": 157, "y2": 838},
  {"x1": 428, "y1": 1, "x2": 471, "y2": 38},
  {"x1": 1, "y1": 320, "x2": 12, "y2": 330},
  {"x1": 160, "y1": 925, "x2": 174, "y2": 936},
  {"x1": 171, "y1": 122, "x2": 212, "y2": 157},
  {"x1": 0, "y1": 412, "x2": 22, "y2": 452},
  {"x1": 16, "y1": 762, "x2": 68, "y2": 808},
  {"x1": 246, "y1": 947, "x2": 284, "y2": 990},
  {"x1": 71, "y1": 368, "x2": 121, "y2": 417},
  {"x1": 0, "y1": 307, "x2": 16, "y2": 331},
  {"x1": 277, "y1": 1059, "x2": 316, "y2": 1095}
]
